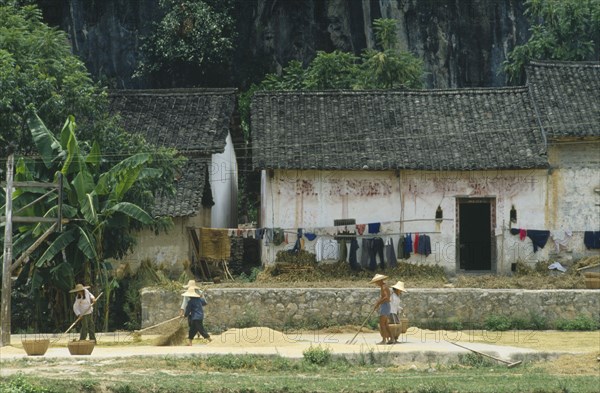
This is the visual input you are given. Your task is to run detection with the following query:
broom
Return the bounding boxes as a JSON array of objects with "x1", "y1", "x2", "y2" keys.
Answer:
[{"x1": 153, "y1": 317, "x2": 187, "y2": 346}]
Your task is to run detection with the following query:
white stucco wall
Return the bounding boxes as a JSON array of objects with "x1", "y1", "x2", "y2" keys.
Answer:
[
  {"x1": 261, "y1": 169, "x2": 551, "y2": 273},
  {"x1": 261, "y1": 170, "x2": 403, "y2": 265},
  {"x1": 210, "y1": 132, "x2": 238, "y2": 228},
  {"x1": 546, "y1": 140, "x2": 600, "y2": 258},
  {"x1": 400, "y1": 170, "x2": 548, "y2": 273},
  {"x1": 122, "y1": 209, "x2": 211, "y2": 277}
]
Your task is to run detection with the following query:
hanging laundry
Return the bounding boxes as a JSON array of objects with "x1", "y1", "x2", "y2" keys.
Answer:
[
  {"x1": 349, "y1": 238, "x2": 360, "y2": 270},
  {"x1": 315, "y1": 237, "x2": 339, "y2": 261},
  {"x1": 527, "y1": 230, "x2": 550, "y2": 252},
  {"x1": 368, "y1": 223, "x2": 381, "y2": 234},
  {"x1": 550, "y1": 230, "x2": 572, "y2": 253},
  {"x1": 584, "y1": 231, "x2": 600, "y2": 249},
  {"x1": 256, "y1": 228, "x2": 265, "y2": 239},
  {"x1": 290, "y1": 229, "x2": 303, "y2": 254},
  {"x1": 360, "y1": 238, "x2": 372, "y2": 268},
  {"x1": 384, "y1": 237, "x2": 397, "y2": 267},
  {"x1": 417, "y1": 234, "x2": 431, "y2": 256},
  {"x1": 304, "y1": 232, "x2": 317, "y2": 241},
  {"x1": 272, "y1": 228, "x2": 284, "y2": 246},
  {"x1": 369, "y1": 237, "x2": 385, "y2": 271},
  {"x1": 519, "y1": 229, "x2": 527, "y2": 241},
  {"x1": 403, "y1": 234, "x2": 413, "y2": 257},
  {"x1": 510, "y1": 228, "x2": 519, "y2": 236},
  {"x1": 264, "y1": 228, "x2": 274, "y2": 245},
  {"x1": 397, "y1": 236, "x2": 405, "y2": 259},
  {"x1": 338, "y1": 239, "x2": 348, "y2": 263},
  {"x1": 413, "y1": 232, "x2": 420, "y2": 254},
  {"x1": 356, "y1": 224, "x2": 366, "y2": 235}
]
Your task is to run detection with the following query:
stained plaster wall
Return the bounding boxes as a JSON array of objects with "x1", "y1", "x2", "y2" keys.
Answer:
[
  {"x1": 210, "y1": 133, "x2": 239, "y2": 228},
  {"x1": 400, "y1": 169, "x2": 549, "y2": 273},
  {"x1": 260, "y1": 170, "x2": 402, "y2": 265},
  {"x1": 261, "y1": 169, "x2": 550, "y2": 273},
  {"x1": 546, "y1": 141, "x2": 600, "y2": 261},
  {"x1": 122, "y1": 209, "x2": 211, "y2": 276}
]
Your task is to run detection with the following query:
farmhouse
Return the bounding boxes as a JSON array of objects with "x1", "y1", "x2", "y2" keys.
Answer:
[
  {"x1": 251, "y1": 61, "x2": 600, "y2": 274},
  {"x1": 108, "y1": 89, "x2": 240, "y2": 274}
]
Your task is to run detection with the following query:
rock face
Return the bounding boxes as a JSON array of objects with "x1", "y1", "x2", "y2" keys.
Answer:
[{"x1": 42, "y1": 0, "x2": 530, "y2": 88}]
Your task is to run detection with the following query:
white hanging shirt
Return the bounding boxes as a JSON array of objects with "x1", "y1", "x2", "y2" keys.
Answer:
[{"x1": 315, "y1": 237, "x2": 339, "y2": 261}]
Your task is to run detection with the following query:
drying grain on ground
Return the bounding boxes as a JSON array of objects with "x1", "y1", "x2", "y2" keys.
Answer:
[{"x1": 208, "y1": 327, "x2": 298, "y2": 347}]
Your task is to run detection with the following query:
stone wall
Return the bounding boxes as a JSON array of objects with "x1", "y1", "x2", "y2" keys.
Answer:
[{"x1": 141, "y1": 287, "x2": 599, "y2": 330}]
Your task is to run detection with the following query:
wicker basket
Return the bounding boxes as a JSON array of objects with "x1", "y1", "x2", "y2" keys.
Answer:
[
  {"x1": 67, "y1": 340, "x2": 95, "y2": 355},
  {"x1": 22, "y1": 339, "x2": 49, "y2": 356},
  {"x1": 584, "y1": 277, "x2": 600, "y2": 289},
  {"x1": 389, "y1": 317, "x2": 409, "y2": 337},
  {"x1": 583, "y1": 272, "x2": 600, "y2": 279}
]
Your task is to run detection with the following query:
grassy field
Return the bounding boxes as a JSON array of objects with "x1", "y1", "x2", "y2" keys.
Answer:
[
  {"x1": 2, "y1": 329, "x2": 599, "y2": 393},
  {"x1": 1, "y1": 353, "x2": 599, "y2": 393}
]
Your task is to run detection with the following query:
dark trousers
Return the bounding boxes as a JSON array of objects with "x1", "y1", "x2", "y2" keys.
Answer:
[
  {"x1": 188, "y1": 318, "x2": 210, "y2": 340},
  {"x1": 349, "y1": 239, "x2": 360, "y2": 270},
  {"x1": 79, "y1": 314, "x2": 96, "y2": 341},
  {"x1": 369, "y1": 238, "x2": 385, "y2": 270}
]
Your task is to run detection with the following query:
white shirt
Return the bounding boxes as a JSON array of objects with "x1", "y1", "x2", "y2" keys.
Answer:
[
  {"x1": 390, "y1": 292, "x2": 403, "y2": 315},
  {"x1": 315, "y1": 237, "x2": 339, "y2": 261},
  {"x1": 73, "y1": 289, "x2": 95, "y2": 316}
]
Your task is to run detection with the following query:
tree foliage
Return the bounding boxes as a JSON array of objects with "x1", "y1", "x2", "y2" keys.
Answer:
[
  {"x1": 3, "y1": 114, "x2": 175, "y2": 331},
  {"x1": 136, "y1": 0, "x2": 236, "y2": 87},
  {"x1": 504, "y1": 0, "x2": 600, "y2": 83},
  {"x1": 0, "y1": 5, "x2": 103, "y2": 153}
]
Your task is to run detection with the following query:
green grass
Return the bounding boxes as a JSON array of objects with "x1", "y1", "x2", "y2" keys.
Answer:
[{"x1": 1, "y1": 354, "x2": 599, "y2": 393}]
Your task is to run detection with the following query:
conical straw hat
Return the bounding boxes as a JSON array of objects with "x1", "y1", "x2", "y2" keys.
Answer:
[
  {"x1": 391, "y1": 281, "x2": 407, "y2": 292},
  {"x1": 369, "y1": 274, "x2": 388, "y2": 284}
]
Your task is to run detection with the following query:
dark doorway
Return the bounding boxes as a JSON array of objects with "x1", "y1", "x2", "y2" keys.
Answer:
[{"x1": 457, "y1": 199, "x2": 493, "y2": 271}]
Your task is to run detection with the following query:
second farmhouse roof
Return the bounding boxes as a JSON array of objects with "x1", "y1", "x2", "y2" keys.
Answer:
[
  {"x1": 526, "y1": 61, "x2": 600, "y2": 140},
  {"x1": 251, "y1": 87, "x2": 547, "y2": 171},
  {"x1": 108, "y1": 88, "x2": 237, "y2": 217},
  {"x1": 109, "y1": 88, "x2": 237, "y2": 155}
]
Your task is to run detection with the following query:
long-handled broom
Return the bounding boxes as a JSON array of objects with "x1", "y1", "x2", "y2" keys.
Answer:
[{"x1": 346, "y1": 308, "x2": 377, "y2": 344}]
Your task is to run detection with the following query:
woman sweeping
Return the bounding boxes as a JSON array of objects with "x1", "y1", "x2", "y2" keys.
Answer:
[
  {"x1": 181, "y1": 286, "x2": 211, "y2": 346},
  {"x1": 70, "y1": 283, "x2": 96, "y2": 342}
]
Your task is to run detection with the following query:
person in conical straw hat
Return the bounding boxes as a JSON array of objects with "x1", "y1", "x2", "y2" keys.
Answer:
[
  {"x1": 179, "y1": 280, "x2": 203, "y2": 317},
  {"x1": 369, "y1": 274, "x2": 394, "y2": 344},
  {"x1": 389, "y1": 281, "x2": 407, "y2": 340},
  {"x1": 181, "y1": 285, "x2": 211, "y2": 346},
  {"x1": 70, "y1": 283, "x2": 96, "y2": 342}
]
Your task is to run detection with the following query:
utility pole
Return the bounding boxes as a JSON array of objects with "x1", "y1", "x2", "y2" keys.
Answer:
[{"x1": 1, "y1": 153, "x2": 14, "y2": 346}]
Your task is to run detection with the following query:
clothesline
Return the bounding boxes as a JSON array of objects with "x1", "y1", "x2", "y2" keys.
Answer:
[{"x1": 308, "y1": 232, "x2": 441, "y2": 238}]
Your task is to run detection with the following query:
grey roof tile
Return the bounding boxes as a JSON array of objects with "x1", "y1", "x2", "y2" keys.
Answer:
[
  {"x1": 108, "y1": 89, "x2": 236, "y2": 217},
  {"x1": 251, "y1": 88, "x2": 547, "y2": 170},
  {"x1": 526, "y1": 61, "x2": 600, "y2": 139}
]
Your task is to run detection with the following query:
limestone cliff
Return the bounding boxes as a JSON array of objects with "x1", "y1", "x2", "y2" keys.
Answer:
[{"x1": 41, "y1": 0, "x2": 530, "y2": 88}]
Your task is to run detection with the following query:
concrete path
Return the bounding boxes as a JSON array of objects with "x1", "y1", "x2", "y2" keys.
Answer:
[{"x1": 0, "y1": 328, "x2": 564, "y2": 365}]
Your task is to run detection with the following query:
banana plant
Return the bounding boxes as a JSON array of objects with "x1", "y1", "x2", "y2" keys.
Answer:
[{"x1": 5, "y1": 113, "x2": 160, "y2": 331}]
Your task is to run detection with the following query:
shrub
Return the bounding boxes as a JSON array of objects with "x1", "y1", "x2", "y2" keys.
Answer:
[
  {"x1": 303, "y1": 345, "x2": 331, "y2": 366},
  {"x1": 555, "y1": 315, "x2": 598, "y2": 331},
  {"x1": 484, "y1": 314, "x2": 512, "y2": 331},
  {"x1": 458, "y1": 353, "x2": 496, "y2": 368}
]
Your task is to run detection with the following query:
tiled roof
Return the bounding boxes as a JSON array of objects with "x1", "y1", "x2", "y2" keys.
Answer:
[
  {"x1": 526, "y1": 61, "x2": 600, "y2": 139},
  {"x1": 153, "y1": 158, "x2": 211, "y2": 218},
  {"x1": 109, "y1": 89, "x2": 237, "y2": 217},
  {"x1": 251, "y1": 88, "x2": 547, "y2": 171},
  {"x1": 108, "y1": 88, "x2": 237, "y2": 154}
]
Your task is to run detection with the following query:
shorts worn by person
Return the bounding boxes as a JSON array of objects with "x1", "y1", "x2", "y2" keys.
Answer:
[
  {"x1": 369, "y1": 274, "x2": 394, "y2": 344},
  {"x1": 181, "y1": 283, "x2": 211, "y2": 346},
  {"x1": 70, "y1": 283, "x2": 96, "y2": 342}
]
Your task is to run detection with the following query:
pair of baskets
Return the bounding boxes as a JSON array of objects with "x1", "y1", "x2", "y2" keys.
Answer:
[
  {"x1": 22, "y1": 339, "x2": 95, "y2": 356},
  {"x1": 389, "y1": 317, "x2": 409, "y2": 337}
]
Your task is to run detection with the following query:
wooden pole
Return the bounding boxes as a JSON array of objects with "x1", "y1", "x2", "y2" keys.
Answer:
[{"x1": 1, "y1": 153, "x2": 14, "y2": 346}]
